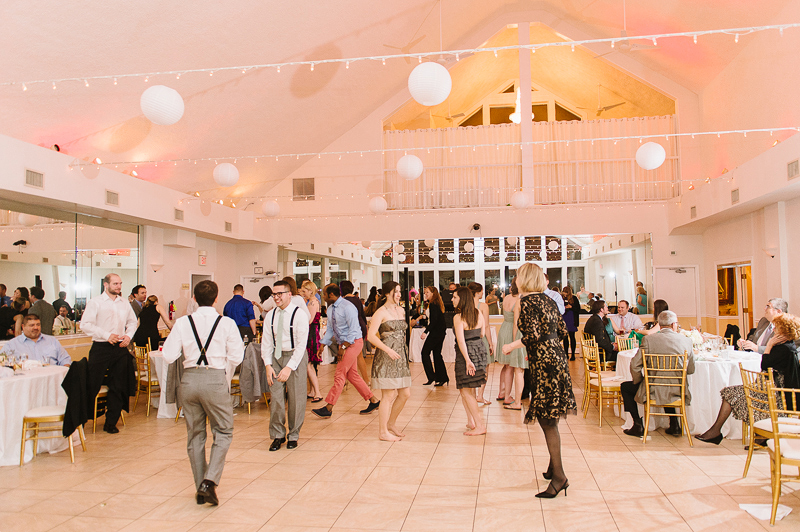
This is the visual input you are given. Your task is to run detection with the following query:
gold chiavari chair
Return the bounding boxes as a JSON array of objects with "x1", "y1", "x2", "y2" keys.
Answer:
[
  {"x1": 764, "y1": 383, "x2": 800, "y2": 525},
  {"x1": 132, "y1": 342, "x2": 160, "y2": 416},
  {"x1": 724, "y1": 336, "x2": 734, "y2": 346},
  {"x1": 582, "y1": 343, "x2": 622, "y2": 427},
  {"x1": 616, "y1": 336, "x2": 639, "y2": 351},
  {"x1": 20, "y1": 405, "x2": 86, "y2": 465},
  {"x1": 92, "y1": 386, "x2": 126, "y2": 433},
  {"x1": 740, "y1": 366, "x2": 775, "y2": 477},
  {"x1": 641, "y1": 351, "x2": 692, "y2": 446}
]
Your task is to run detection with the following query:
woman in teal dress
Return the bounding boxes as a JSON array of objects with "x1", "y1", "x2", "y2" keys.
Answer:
[
  {"x1": 494, "y1": 278, "x2": 527, "y2": 410},
  {"x1": 636, "y1": 286, "x2": 648, "y2": 315}
]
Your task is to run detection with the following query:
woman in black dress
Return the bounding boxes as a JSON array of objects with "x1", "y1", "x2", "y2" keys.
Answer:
[
  {"x1": 420, "y1": 286, "x2": 448, "y2": 385},
  {"x1": 132, "y1": 296, "x2": 172, "y2": 351},
  {"x1": 502, "y1": 263, "x2": 577, "y2": 498}
]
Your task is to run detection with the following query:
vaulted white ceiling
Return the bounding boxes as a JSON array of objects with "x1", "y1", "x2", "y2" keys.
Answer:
[{"x1": 0, "y1": 0, "x2": 793, "y2": 202}]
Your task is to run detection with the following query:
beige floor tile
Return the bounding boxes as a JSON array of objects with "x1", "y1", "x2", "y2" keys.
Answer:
[
  {"x1": 236, "y1": 478, "x2": 307, "y2": 502},
  {"x1": 401, "y1": 504, "x2": 475, "y2": 531},
  {"x1": 609, "y1": 513, "x2": 692, "y2": 532},
  {"x1": 312, "y1": 464, "x2": 374, "y2": 483},
  {"x1": 258, "y1": 526, "x2": 330, "y2": 532},
  {"x1": 593, "y1": 473, "x2": 663, "y2": 493},
  {"x1": 48, "y1": 516, "x2": 134, "y2": 532},
  {"x1": 267, "y1": 500, "x2": 348, "y2": 528},
  {"x1": 473, "y1": 507, "x2": 545, "y2": 532},
  {"x1": 413, "y1": 485, "x2": 477, "y2": 507},
  {"x1": 118, "y1": 519, "x2": 195, "y2": 532},
  {"x1": 81, "y1": 493, "x2": 170, "y2": 520},
  {"x1": 480, "y1": 453, "x2": 535, "y2": 470},
  {"x1": 366, "y1": 466, "x2": 427, "y2": 484},
  {"x1": 603, "y1": 491, "x2": 681, "y2": 516},
  {"x1": 333, "y1": 502, "x2": 411, "y2": 530},
  {"x1": 420, "y1": 467, "x2": 481, "y2": 487},
  {"x1": 201, "y1": 498, "x2": 285, "y2": 525},
  {"x1": 354, "y1": 481, "x2": 420, "y2": 505},
  {"x1": 327, "y1": 451, "x2": 386, "y2": 467},
  {"x1": 541, "y1": 510, "x2": 619, "y2": 532},
  {"x1": 142, "y1": 496, "x2": 220, "y2": 523},
  {"x1": 0, "y1": 511, "x2": 73, "y2": 532}
]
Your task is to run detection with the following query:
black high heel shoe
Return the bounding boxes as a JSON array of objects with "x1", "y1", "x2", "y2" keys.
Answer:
[
  {"x1": 536, "y1": 479, "x2": 569, "y2": 499},
  {"x1": 434, "y1": 379, "x2": 449, "y2": 387},
  {"x1": 694, "y1": 433, "x2": 723, "y2": 445},
  {"x1": 542, "y1": 466, "x2": 553, "y2": 480},
  {"x1": 423, "y1": 380, "x2": 435, "y2": 386}
]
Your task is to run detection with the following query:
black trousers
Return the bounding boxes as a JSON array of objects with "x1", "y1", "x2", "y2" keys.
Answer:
[
  {"x1": 563, "y1": 332, "x2": 577, "y2": 356},
  {"x1": 88, "y1": 341, "x2": 134, "y2": 428},
  {"x1": 620, "y1": 380, "x2": 678, "y2": 424},
  {"x1": 237, "y1": 325, "x2": 253, "y2": 340},
  {"x1": 420, "y1": 333, "x2": 447, "y2": 382}
]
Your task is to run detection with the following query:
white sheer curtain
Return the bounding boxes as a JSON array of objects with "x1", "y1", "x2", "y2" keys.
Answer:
[{"x1": 383, "y1": 116, "x2": 677, "y2": 209}]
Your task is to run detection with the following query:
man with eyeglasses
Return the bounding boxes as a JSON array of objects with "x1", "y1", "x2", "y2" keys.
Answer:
[
  {"x1": 261, "y1": 280, "x2": 309, "y2": 451},
  {"x1": 738, "y1": 298, "x2": 788, "y2": 353}
]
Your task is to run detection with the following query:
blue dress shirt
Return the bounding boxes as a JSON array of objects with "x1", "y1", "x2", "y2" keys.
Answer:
[
  {"x1": 223, "y1": 294, "x2": 255, "y2": 327},
  {"x1": 321, "y1": 297, "x2": 361, "y2": 345},
  {"x1": 2, "y1": 333, "x2": 71, "y2": 366}
]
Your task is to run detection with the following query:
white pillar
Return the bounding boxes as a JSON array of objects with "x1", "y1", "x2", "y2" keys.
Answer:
[
  {"x1": 518, "y1": 23, "x2": 534, "y2": 196},
  {"x1": 777, "y1": 201, "x2": 790, "y2": 298}
]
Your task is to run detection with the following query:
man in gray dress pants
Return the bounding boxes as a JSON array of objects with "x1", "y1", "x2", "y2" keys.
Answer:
[
  {"x1": 162, "y1": 281, "x2": 244, "y2": 505},
  {"x1": 261, "y1": 280, "x2": 309, "y2": 451}
]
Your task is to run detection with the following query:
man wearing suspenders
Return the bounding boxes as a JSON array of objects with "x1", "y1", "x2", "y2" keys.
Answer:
[
  {"x1": 162, "y1": 281, "x2": 244, "y2": 506},
  {"x1": 261, "y1": 280, "x2": 310, "y2": 451}
]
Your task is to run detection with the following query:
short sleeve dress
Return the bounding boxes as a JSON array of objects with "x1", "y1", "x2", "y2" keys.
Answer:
[{"x1": 518, "y1": 293, "x2": 577, "y2": 424}]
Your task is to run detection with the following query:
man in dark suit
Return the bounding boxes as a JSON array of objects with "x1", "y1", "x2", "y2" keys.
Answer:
[
  {"x1": 583, "y1": 299, "x2": 618, "y2": 362},
  {"x1": 29, "y1": 286, "x2": 56, "y2": 335},
  {"x1": 739, "y1": 298, "x2": 788, "y2": 354},
  {"x1": 52, "y1": 291, "x2": 73, "y2": 319},
  {"x1": 620, "y1": 310, "x2": 694, "y2": 438},
  {"x1": 129, "y1": 285, "x2": 146, "y2": 318}
]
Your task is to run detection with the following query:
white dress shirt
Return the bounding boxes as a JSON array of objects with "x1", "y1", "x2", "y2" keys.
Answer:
[
  {"x1": 162, "y1": 306, "x2": 244, "y2": 370},
  {"x1": 259, "y1": 298, "x2": 277, "y2": 319},
  {"x1": 80, "y1": 291, "x2": 138, "y2": 342},
  {"x1": 261, "y1": 302, "x2": 310, "y2": 371},
  {"x1": 612, "y1": 312, "x2": 644, "y2": 332},
  {"x1": 291, "y1": 295, "x2": 312, "y2": 320},
  {"x1": 544, "y1": 289, "x2": 566, "y2": 315}
]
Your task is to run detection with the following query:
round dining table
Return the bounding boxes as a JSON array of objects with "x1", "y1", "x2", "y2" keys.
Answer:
[
  {"x1": 614, "y1": 348, "x2": 762, "y2": 439},
  {"x1": 0, "y1": 365, "x2": 70, "y2": 466}
]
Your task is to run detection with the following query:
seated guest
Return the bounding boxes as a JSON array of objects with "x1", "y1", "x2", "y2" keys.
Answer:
[
  {"x1": 620, "y1": 311, "x2": 694, "y2": 438},
  {"x1": 52, "y1": 291, "x2": 73, "y2": 318},
  {"x1": 612, "y1": 300, "x2": 644, "y2": 334},
  {"x1": 696, "y1": 313, "x2": 800, "y2": 444},
  {"x1": 583, "y1": 299, "x2": 618, "y2": 362},
  {"x1": 640, "y1": 299, "x2": 669, "y2": 336},
  {"x1": 54, "y1": 306, "x2": 74, "y2": 334},
  {"x1": 1, "y1": 314, "x2": 71, "y2": 366},
  {"x1": 0, "y1": 284, "x2": 11, "y2": 307},
  {"x1": 738, "y1": 298, "x2": 788, "y2": 354},
  {"x1": 0, "y1": 297, "x2": 26, "y2": 340}
]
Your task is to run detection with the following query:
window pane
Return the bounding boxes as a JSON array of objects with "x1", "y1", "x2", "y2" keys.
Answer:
[
  {"x1": 504, "y1": 237, "x2": 521, "y2": 262},
  {"x1": 418, "y1": 240, "x2": 434, "y2": 264},
  {"x1": 459, "y1": 270, "x2": 475, "y2": 285},
  {"x1": 484, "y1": 238, "x2": 499, "y2": 262},
  {"x1": 489, "y1": 106, "x2": 514, "y2": 124},
  {"x1": 532, "y1": 104, "x2": 548, "y2": 122},
  {"x1": 439, "y1": 239, "x2": 454, "y2": 263},
  {"x1": 566, "y1": 267, "x2": 585, "y2": 294},
  {"x1": 459, "y1": 238, "x2": 474, "y2": 263},
  {"x1": 381, "y1": 271, "x2": 393, "y2": 285},
  {"x1": 525, "y1": 236, "x2": 541, "y2": 261},
  {"x1": 546, "y1": 267, "x2": 562, "y2": 290},
  {"x1": 459, "y1": 108, "x2": 482, "y2": 127},
  {"x1": 381, "y1": 246, "x2": 392, "y2": 265},
  {"x1": 484, "y1": 270, "x2": 501, "y2": 303},
  {"x1": 545, "y1": 236, "x2": 562, "y2": 261},
  {"x1": 399, "y1": 240, "x2": 414, "y2": 265},
  {"x1": 566, "y1": 238, "x2": 583, "y2": 260},
  {"x1": 420, "y1": 270, "x2": 434, "y2": 289},
  {"x1": 438, "y1": 270, "x2": 454, "y2": 292}
]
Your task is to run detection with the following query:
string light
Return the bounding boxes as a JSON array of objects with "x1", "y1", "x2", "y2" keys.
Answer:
[
  {"x1": 6, "y1": 23, "x2": 796, "y2": 89},
  {"x1": 693, "y1": 35, "x2": 697, "y2": 44}
]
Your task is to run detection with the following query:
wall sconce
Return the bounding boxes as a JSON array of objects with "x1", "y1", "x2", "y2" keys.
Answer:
[
  {"x1": 150, "y1": 263, "x2": 164, "y2": 272},
  {"x1": 763, "y1": 247, "x2": 778, "y2": 259}
]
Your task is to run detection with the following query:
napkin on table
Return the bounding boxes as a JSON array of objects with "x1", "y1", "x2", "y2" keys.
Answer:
[{"x1": 22, "y1": 359, "x2": 43, "y2": 370}]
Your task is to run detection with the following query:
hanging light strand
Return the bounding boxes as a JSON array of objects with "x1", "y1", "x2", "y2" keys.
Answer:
[{"x1": 4, "y1": 23, "x2": 797, "y2": 89}]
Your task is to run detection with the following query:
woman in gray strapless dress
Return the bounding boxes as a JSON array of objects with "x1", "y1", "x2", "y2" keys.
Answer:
[
  {"x1": 452, "y1": 287, "x2": 489, "y2": 436},
  {"x1": 366, "y1": 281, "x2": 412, "y2": 441}
]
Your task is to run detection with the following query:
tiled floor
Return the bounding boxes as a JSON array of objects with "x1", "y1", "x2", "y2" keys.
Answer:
[{"x1": 3, "y1": 356, "x2": 800, "y2": 531}]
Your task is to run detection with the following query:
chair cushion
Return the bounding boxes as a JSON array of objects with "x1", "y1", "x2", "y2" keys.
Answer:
[
  {"x1": 589, "y1": 379, "x2": 621, "y2": 389},
  {"x1": 755, "y1": 417, "x2": 800, "y2": 433},
  {"x1": 25, "y1": 405, "x2": 66, "y2": 418},
  {"x1": 767, "y1": 438, "x2": 800, "y2": 460}
]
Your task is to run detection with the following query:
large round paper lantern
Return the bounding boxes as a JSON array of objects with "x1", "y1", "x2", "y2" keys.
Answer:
[
  {"x1": 261, "y1": 200, "x2": 280, "y2": 217},
  {"x1": 506, "y1": 236, "x2": 518, "y2": 246},
  {"x1": 408, "y1": 62, "x2": 452, "y2": 106},
  {"x1": 635, "y1": 142, "x2": 666, "y2": 170},
  {"x1": 140, "y1": 85, "x2": 185, "y2": 126},
  {"x1": 361, "y1": 240, "x2": 372, "y2": 248},
  {"x1": 213, "y1": 163, "x2": 239, "y2": 187},
  {"x1": 369, "y1": 196, "x2": 387, "y2": 213},
  {"x1": 374, "y1": 250, "x2": 382, "y2": 259},
  {"x1": 427, "y1": 250, "x2": 436, "y2": 259},
  {"x1": 464, "y1": 242, "x2": 474, "y2": 252},
  {"x1": 424, "y1": 239, "x2": 435, "y2": 248},
  {"x1": 511, "y1": 191, "x2": 529, "y2": 209},
  {"x1": 396, "y1": 155, "x2": 423, "y2": 180},
  {"x1": 548, "y1": 240, "x2": 559, "y2": 251},
  {"x1": 484, "y1": 248, "x2": 494, "y2": 257},
  {"x1": 393, "y1": 243, "x2": 405, "y2": 254},
  {"x1": 18, "y1": 214, "x2": 38, "y2": 227},
  {"x1": 397, "y1": 254, "x2": 406, "y2": 262},
  {"x1": 446, "y1": 252, "x2": 455, "y2": 261}
]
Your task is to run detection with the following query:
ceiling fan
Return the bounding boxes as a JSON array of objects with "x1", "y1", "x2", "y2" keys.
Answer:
[
  {"x1": 594, "y1": 0, "x2": 659, "y2": 59},
  {"x1": 382, "y1": 0, "x2": 439, "y2": 64},
  {"x1": 578, "y1": 85, "x2": 626, "y2": 117}
]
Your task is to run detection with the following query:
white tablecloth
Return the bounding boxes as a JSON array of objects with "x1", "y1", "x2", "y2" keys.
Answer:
[
  {"x1": 148, "y1": 352, "x2": 178, "y2": 419},
  {"x1": 409, "y1": 327, "x2": 496, "y2": 363},
  {"x1": 0, "y1": 366, "x2": 69, "y2": 466},
  {"x1": 614, "y1": 348, "x2": 762, "y2": 439}
]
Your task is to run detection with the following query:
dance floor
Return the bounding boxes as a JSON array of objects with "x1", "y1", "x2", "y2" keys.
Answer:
[{"x1": 2, "y1": 355, "x2": 799, "y2": 532}]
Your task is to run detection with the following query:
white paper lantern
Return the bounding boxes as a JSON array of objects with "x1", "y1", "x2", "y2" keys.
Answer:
[
  {"x1": 397, "y1": 254, "x2": 406, "y2": 262},
  {"x1": 361, "y1": 240, "x2": 372, "y2": 248},
  {"x1": 261, "y1": 200, "x2": 280, "y2": 217},
  {"x1": 548, "y1": 240, "x2": 559, "y2": 251},
  {"x1": 407, "y1": 62, "x2": 452, "y2": 106},
  {"x1": 506, "y1": 236, "x2": 518, "y2": 246},
  {"x1": 140, "y1": 85, "x2": 185, "y2": 126},
  {"x1": 213, "y1": 163, "x2": 239, "y2": 187},
  {"x1": 427, "y1": 250, "x2": 436, "y2": 259},
  {"x1": 374, "y1": 250, "x2": 382, "y2": 259},
  {"x1": 369, "y1": 196, "x2": 387, "y2": 213},
  {"x1": 396, "y1": 154, "x2": 423, "y2": 180},
  {"x1": 511, "y1": 191, "x2": 529, "y2": 209},
  {"x1": 464, "y1": 242, "x2": 474, "y2": 252},
  {"x1": 446, "y1": 252, "x2": 455, "y2": 261},
  {"x1": 18, "y1": 213, "x2": 38, "y2": 227},
  {"x1": 393, "y1": 243, "x2": 405, "y2": 254},
  {"x1": 635, "y1": 142, "x2": 667, "y2": 170},
  {"x1": 484, "y1": 248, "x2": 494, "y2": 257},
  {"x1": 424, "y1": 239, "x2": 435, "y2": 248}
]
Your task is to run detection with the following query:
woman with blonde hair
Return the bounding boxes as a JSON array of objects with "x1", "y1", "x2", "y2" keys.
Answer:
[
  {"x1": 300, "y1": 279, "x2": 323, "y2": 402},
  {"x1": 696, "y1": 313, "x2": 800, "y2": 444},
  {"x1": 453, "y1": 286, "x2": 489, "y2": 436},
  {"x1": 502, "y1": 262, "x2": 576, "y2": 498}
]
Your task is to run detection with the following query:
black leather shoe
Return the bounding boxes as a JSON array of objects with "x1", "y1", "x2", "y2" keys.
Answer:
[
  {"x1": 665, "y1": 423, "x2": 682, "y2": 437},
  {"x1": 694, "y1": 433, "x2": 723, "y2": 445},
  {"x1": 103, "y1": 425, "x2": 119, "y2": 434},
  {"x1": 197, "y1": 480, "x2": 219, "y2": 505},
  {"x1": 269, "y1": 438, "x2": 286, "y2": 451},
  {"x1": 360, "y1": 400, "x2": 380, "y2": 415},
  {"x1": 312, "y1": 406, "x2": 332, "y2": 418},
  {"x1": 195, "y1": 493, "x2": 204, "y2": 505},
  {"x1": 287, "y1": 440, "x2": 298, "y2": 449},
  {"x1": 623, "y1": 423, "x2": 645, "y2": 438}
]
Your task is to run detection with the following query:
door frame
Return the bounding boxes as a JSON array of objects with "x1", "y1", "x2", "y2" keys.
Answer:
[{"x1": 714, "y1": 259, "x2": 753, "y2": 337}]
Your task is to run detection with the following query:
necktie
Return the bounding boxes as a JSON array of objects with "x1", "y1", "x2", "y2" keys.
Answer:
[
  {"x1": 760, "y1": 324, "x2": 773, "y2": 346},
  {"x1": 275, "y1": 309, "x2": 284, "y2": 352}
]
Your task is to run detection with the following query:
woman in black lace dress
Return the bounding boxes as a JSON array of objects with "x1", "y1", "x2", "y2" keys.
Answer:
[{"x1": 502, "y1": 263, "x2": 577, "y2": 498}]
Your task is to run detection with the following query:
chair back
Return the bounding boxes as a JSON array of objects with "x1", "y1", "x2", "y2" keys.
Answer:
[
  {"x1": 582, "y1": 343, "x2": 603, "y2": 380},
  {"x1": 617, "y1": 337, "x2": 638, "y2": 351},
  {"x1": 766, "y1": 380, "x2": 800, "y2": 456},
  {"x1": 641, "y1": 351, "x2": 688, "y2": 407},
  {"x1": 581, "y1": 331, "x2": 595, "y2": 344},
  {"x1": 133, "y1": 345, "x2": 151, "y2": 381},
  {"x1": 740, "y1": 365, "x2": 773, "y2": 427}
]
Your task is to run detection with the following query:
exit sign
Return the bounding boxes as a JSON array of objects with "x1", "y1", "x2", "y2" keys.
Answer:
[{"x1": 199, "y1": 255, "x2": 207, "y2": 266}]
